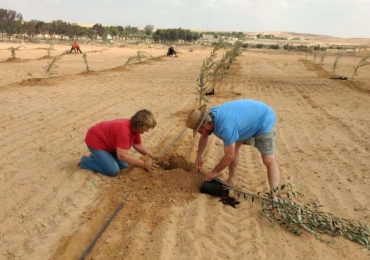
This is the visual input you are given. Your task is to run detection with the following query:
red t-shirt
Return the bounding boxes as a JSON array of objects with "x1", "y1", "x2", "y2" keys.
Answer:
[
  {"x1": 72, "y1": 42, "x2": 80, "y2": 48},
  {"x1": 85, "y1": 119, "x2": 141, "y2": 152}
]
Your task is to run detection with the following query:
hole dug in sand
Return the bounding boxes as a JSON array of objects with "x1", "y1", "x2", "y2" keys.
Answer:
[
  {"x1": 156, "y1": 154, "x2": 196, "y2": 172},
  {"x1": 115, "y1": 153, "x2": 203, "y2": 207}
]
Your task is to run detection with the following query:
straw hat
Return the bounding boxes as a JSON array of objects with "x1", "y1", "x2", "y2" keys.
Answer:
[{"x1": 186, "y1": 104, "x2": 207, "y2": 136}]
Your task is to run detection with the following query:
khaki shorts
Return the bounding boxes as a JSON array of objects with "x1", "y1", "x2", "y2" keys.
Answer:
[{"x1": 242, "y1": 127, "x2": 276, "y2": 155}]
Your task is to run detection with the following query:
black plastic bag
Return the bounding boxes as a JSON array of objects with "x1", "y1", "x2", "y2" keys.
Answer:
[{"x1": 200, "y1": 178, "x2": 230, "y2": 197}]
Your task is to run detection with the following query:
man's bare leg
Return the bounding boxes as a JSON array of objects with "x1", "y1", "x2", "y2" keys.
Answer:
[
  {"x1": 226, "y1": 143, "x2": 242, "y2": 186},
  {"x1": 261, "y1": 154, "x2": 280, "y2": 195}
]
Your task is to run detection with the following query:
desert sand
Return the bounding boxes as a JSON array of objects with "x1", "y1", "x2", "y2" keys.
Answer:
[{"x1": 0, "y1": 41, "x2": 369, "y2": 260}]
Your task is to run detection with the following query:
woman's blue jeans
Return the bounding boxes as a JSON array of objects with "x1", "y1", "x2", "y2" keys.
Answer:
[{"x1": 80, "y1": 146, "x2": 128, "y2": 177}]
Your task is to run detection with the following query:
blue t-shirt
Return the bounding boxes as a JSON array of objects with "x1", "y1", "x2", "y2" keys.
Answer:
[{"x1": 210, "y1": 99, "x2": 276, "y2": 146}]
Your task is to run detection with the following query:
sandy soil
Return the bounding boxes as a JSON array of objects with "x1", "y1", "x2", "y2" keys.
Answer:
[{"x1": 0, "y1": 42, "x2": 369, "y2": 260}]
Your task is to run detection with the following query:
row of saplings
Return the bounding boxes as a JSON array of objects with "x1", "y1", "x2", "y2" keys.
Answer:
[
  {"x1": 307, "y1": 51, "x2": 370, "y2": 80},
  {"x1": 196, "y1": 42, "x2": 242, "y2": 105},
  {"x1": 2, "y1": 42, "x2": 167, "y2": 79},
  {"x1": 3, "y1": 43, "x2": 90, "y2": 78}
]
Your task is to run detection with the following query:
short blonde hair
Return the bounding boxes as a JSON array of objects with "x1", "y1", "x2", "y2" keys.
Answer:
[{"x1": 131, "y1": 109, "x2": 156, "y2": 132}]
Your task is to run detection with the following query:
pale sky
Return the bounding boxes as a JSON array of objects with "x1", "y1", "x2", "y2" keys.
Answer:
[{"x1": 1, "y1": 0, "x2": 370, "y2": 38}]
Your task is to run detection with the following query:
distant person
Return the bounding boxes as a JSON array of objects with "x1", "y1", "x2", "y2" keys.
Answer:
[
  {"x1": 79, "y1": 109, "x2": 158, "y2": 177},
  {"x1": 167, "y1": 46, "x2": 177, "y2": 56},
  {"x1": 186, "y1": 99, "x2": 280, "y2": 198},
  {"x1": 70, "y1": 40, "x2": 82, "y2": 54}
]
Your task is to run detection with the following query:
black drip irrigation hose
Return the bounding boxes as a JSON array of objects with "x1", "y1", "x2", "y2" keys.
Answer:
[{"x1": 79, "y1": 193, "x2": 132, "y2": 260}]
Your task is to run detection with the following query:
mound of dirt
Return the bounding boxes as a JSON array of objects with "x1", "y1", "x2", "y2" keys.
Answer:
[
  {"x1": 38, "y1": 55, "x2": 52, "y2": 60},
  {"x1": 4, "y1": 57, "x2": 22, "y2": 62},
  {"x1": 125, "y1": 51, "x2": 153, "y2": 66},
  {"x1": 19, "y1": 77, "x2": 43, "y2": 86}
]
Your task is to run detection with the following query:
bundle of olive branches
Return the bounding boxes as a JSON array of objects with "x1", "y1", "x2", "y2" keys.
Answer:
[{"x1": 232, "y1": 184, "x2": 369, "y2": 249}]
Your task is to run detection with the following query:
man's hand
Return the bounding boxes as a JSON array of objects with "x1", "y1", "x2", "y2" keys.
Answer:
[
  {"x1": 195, "y1": 155, "x2": 204, "y2": 170},
  {"x1": 224, "y1": 177, "x2": 235, "y2": 187},
  {"x1": 270, "y1": 189, "x2": 279, "y2": 202},
  {"x1": 204, "y1": 171, "x2": 218, "y2": 181}
]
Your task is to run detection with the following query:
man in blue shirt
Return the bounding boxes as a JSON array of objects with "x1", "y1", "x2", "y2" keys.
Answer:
[{"x1": 186, "y1": 99, "x2": 280, "y2": 196}]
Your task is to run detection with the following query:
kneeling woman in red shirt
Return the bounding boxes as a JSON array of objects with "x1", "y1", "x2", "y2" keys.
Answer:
[{"x1": 80, "y1": 109, "x2": 158, "y2": 176}]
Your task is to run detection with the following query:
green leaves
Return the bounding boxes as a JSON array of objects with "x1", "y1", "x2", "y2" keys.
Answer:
[{"x1": 232, "y1": 184, "x2": 370, "y2": 250}]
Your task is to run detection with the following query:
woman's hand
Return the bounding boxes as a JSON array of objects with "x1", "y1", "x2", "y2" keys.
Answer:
[{"x1": 143, "y1": 157, "x2": 159, "y2": 172}]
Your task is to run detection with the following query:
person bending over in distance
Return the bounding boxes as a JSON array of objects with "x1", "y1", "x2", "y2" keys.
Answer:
[
  {"x1": 167, "y1": 46, "x2": 177, "y2": 56},
  {"x1": 70, "y1": 40, "x2": 82, "y2": 54},
  {"x1": 80, "y1": 109, "x2": 158, "y2": 177},
  {"x1": 186, "y1": 99, "x2": 280, "y2": 198}
]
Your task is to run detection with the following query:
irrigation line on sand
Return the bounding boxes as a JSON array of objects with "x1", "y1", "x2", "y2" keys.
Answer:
[{"x1": 79, "y1": 193, "x2": 133, "y2": 260}]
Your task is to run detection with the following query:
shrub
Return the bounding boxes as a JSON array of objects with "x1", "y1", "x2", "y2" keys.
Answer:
[{"x1": 351, "y1": 56, "x2": 370, "y2": 80}]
